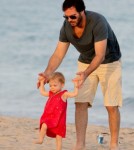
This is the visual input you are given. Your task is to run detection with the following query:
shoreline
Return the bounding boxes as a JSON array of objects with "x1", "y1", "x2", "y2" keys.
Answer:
[{"x1": 0, "y1": 116, "x2": 134, "y2": 150}]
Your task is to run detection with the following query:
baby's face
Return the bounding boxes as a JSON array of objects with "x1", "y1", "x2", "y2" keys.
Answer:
[{"x1": 49, "y1": 79, "x2": 64, "y2": 94}]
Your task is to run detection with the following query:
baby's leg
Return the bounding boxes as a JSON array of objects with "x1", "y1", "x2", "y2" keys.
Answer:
[
  {"x1": 56, "y1": 135, "x2": 62, "y2": 150},
  {"x1": 34, "y1": 123, "x2": 47, "y2": 144}
]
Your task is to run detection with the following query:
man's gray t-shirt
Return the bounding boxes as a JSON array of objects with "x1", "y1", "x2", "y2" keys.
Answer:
[{"x1": 59, "y1": 11, "x2": 121, "y2": 64}]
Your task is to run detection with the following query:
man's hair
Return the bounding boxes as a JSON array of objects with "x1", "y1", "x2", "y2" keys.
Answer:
[
  {"x1": 48, "y1": 72, "x2": 65, "y2": 84},
  {"x1": 62, "y1": 0, "x2": 86, "y2": 12}
]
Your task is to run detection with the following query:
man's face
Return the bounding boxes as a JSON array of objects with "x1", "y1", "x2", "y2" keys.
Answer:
[{"x1": 63, "y1": 6, "x2": 82, "y2": 27}]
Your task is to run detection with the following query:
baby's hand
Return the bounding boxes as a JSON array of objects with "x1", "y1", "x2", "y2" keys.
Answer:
[
  {"x1": 72, "y1": 77, "x2": 80, "y2": 82},
  {"x1": 72, "y1": 78, "x2": 79, "y2": 88},
  {"x1": 40, "y1": 78, "x2": 45, "y2": 84},
  {"x1": 38, "y1": 76, "x2": 45, "y2": 81}
]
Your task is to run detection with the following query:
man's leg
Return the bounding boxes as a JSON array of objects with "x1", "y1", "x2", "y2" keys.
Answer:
[
  {"x1": 73, "y1": 102, "x2": 88, "y2": 150},
  {"x1": 106, "y1": 106, "x2": 120, "y2": 150}
]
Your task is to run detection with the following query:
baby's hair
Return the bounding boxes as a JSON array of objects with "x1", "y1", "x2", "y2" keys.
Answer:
[{"x1": 48, "y1": 72, "x2": 65, "y2": 84}]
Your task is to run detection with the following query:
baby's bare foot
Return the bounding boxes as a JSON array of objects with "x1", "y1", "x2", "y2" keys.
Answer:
[{"x1": 34, "y1": 140, "x2": 43, "y2": 144}]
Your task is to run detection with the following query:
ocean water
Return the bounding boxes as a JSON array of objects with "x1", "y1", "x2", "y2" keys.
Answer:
[{"x1": 0, "y1": 0, "x2": 134, "y2": 127}]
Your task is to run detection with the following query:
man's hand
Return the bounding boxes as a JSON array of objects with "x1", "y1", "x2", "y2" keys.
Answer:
[
  {"x1": 37, "y1": 72, "x2": 49, "y2": 89},
  {"x1": 75, "y1": 71, "x2": 87, "y2": 88}
]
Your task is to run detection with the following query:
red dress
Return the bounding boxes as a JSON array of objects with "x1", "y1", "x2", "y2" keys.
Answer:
[{"x1": 40, "y1": 90, "x2": 67, "y2": 138}]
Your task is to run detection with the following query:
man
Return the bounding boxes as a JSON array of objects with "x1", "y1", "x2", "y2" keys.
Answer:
[{"x1": 37, "y1": 0, "x2": 122, "y2": 150}]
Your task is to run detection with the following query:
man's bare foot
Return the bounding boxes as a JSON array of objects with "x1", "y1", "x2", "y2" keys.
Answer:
[
  {"x1": 110, "y1": 145, "x2": 119, "y2": 150},
  {"x1": 72, "y1": 145, "x2": 86, "y2": 150}
]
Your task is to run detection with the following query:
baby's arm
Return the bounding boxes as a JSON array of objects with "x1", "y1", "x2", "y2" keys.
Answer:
[
  {"x1": 62, "y1": 79, "x2": 78, "y2": 101},
  {"x1": 39, "y1": 80, "x2": 49, "y2": 97}
]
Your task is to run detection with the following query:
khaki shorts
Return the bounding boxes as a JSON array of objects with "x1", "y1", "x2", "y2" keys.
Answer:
[{"x1": 75, "y1": 60, "x2": 122, "y2": 107}]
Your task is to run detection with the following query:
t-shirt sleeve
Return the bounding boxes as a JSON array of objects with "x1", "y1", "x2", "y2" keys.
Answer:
[
  {"x1": 93, "y1": 16, "x2": 108, "y2": 42},
  {"x1": 59, "y1": 22, "x2": 69, "y2": 42}
]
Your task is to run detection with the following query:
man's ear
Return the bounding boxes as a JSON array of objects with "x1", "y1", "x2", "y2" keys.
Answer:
[{"x1": 80, "y1": 10, "x2": 85, "y2": 15}]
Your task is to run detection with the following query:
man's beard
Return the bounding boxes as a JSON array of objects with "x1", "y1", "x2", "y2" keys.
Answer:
[
  {"x1": 77, "y1": 14, "x2": 83, "y2": 27},
  {"x1": 70, "y1": 13, "x2": 82, "y2": 27}
]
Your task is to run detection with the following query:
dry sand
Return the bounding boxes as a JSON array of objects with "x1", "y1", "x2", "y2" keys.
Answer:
[{"x1": 0, "y1": 116, "x2": 134, "y2": 150}]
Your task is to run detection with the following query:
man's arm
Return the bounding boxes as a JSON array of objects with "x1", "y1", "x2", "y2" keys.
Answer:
[
  {"x1": 37, "y1": 41, "x2": 70, "y2": 88},
  {"x1": 84, "y1": 39, "x2": 107, "y2": 76},
  {"x1": 77, "y1": 39, "x2": 107, "y2": 87},
  {"x1": 43, "y1": 41, "x2": 70, "y2": 75}
]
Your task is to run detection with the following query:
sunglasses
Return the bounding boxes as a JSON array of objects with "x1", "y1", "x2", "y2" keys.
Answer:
[{"x1": 63, "y1": 15, "x2": 77, "y2": 20}]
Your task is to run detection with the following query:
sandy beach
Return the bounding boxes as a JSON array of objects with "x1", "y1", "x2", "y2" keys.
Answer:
[{"x1": 0, "y1": 116, "x2": 133, "y2": 150}]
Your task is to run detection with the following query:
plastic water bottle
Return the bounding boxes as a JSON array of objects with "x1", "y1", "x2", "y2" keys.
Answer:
[{"x1": 97, "y1": 134, "x2": 104, "y2": 144}]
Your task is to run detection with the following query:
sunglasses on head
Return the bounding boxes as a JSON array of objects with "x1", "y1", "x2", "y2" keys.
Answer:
[{"x1": 63, "y1": 15, "x2": 77, "y2": 20}]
